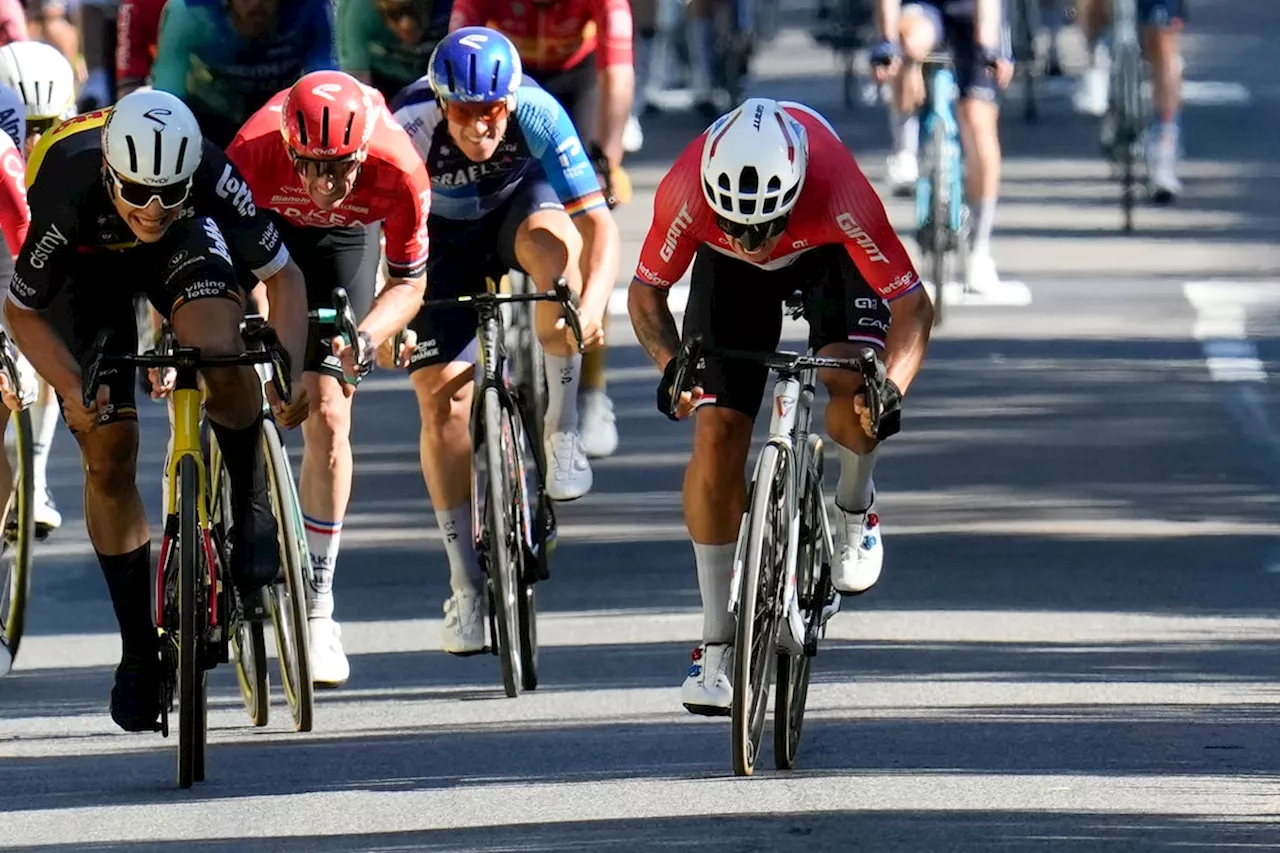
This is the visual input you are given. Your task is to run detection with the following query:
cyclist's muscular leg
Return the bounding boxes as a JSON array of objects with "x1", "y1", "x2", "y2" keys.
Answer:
[
  {"x1": 170, "y1": 296, "x2": 278, "y2": 593},
  {"x1": 411, "y1": 361, "x2": 482, "y2": 596},
  {"x1": 298, "y1": 373, "x2": 353, "y2": 618},
  {"x1": 884, "y1": 5, "x2": 941, "y2": 188},
  {"x1": 957, "y1": 95, "x2": 1002, "y2": 257}
]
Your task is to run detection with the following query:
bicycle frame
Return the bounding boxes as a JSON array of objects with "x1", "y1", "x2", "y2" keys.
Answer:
[{"x1": 916, "y1": 57, "x2": 965, "y2": 238}]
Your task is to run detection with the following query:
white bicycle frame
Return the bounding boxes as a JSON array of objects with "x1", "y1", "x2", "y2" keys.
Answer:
[{"x1": 727, "y1": 354, "x2": 838, "y2": 656}]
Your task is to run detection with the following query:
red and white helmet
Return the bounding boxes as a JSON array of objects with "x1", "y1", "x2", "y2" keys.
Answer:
[
  {"x1": 700, "y1": 98, "x2": 809, "y2": 226},
  {"x1": 280, "y1": 70, "x2": 376, "y2": 158}
]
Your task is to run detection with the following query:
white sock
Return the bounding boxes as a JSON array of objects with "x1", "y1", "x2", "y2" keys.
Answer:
[
  {"x1": 304, "y1": 516, "x2": 343, "y2": 619},
  {"x1": 29, "y1": 396, "x2": 58, "y2": 497},
  {"x1": 693, "y1": 542, "x2": 736, "y2": 644},
  {"x1": 835, "y1": 444, "x2": 878, "y2": 514},
  {"x1": 890, "y1": 110, "x2": 919, "y2": 158},
  {"x1": 543, "y1": 353, "x2": 581, "y2": 435},
  {"x1": 970, "y1": 197, "x2": 998, "y2": 258},
  {"x1": 436, "y1": 503, "x2": 482, "y2": 596}
]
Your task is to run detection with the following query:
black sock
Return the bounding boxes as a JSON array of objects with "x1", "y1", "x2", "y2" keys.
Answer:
[
  {"x1": 209, "y1": 414, "x2": 268, "y2": 521},
  {"x1": 98, "y1": 544, "x2": 155, "y2": 658}
]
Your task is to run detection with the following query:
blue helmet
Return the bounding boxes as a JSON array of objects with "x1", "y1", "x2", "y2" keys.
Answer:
[{"x1": 428, "y1": 27, "x2": 523, "y2": 103}]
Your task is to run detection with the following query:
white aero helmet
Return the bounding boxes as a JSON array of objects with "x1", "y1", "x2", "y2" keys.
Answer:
[
  {"x1": 0, "y1": 83, "x2": 25, "y2": 148},
  {"x1": 700, "y1": 98, "x2": 809, "y2": 227},
  {"x1": 0, "y1": 41, "x2": 76, "y2": 124},
  {"x1": 102, "y1": 89, "x2": 203, "y2": 186}
]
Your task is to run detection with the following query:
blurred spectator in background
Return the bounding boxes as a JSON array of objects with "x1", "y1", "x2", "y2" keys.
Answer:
[
  {"x1": 0, "y1": 0, "x2": 29, "y2": 44},
  {"x1": 336, "y1": 0, "x2": 450, "y2": 102},
  {"x1": 22, "y1": 0, "x2": 82, "y2": 82}
]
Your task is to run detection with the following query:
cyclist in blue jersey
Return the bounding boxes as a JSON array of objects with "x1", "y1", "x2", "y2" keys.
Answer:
[
  {"x1": 390, "y1": 27, "x2": 620, "y2": 655},
  {"x1": 151, "y1": 0, "x2": 337, "y2": 147}
]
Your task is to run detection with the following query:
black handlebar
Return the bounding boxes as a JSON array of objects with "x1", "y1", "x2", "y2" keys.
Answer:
[
  {"x1": 423, "y1": 276, "x2": 585, "y2": 354},
  {"x1": 667, "y1": 336, "x2": 888, "y2": 434},
  {"x1": 330, "y1": 286, "x2": 373, "y2": 382},
  {"x1": 0, "y1": 330, "x2": 25, "y2": 405},
  {"x1": 81, "y1": 325, "x2": 293, "y2": 409}
]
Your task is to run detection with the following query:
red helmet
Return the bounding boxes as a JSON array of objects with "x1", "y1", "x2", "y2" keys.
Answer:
[{"x1": 280, "y1": 70, "x2": 375, "y2": 158}]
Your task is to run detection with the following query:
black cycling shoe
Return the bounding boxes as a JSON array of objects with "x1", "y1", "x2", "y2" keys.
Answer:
[
  {"x1": 110, "y1": 652, "x2": 162, "y2": 733},
  {"x1": 229, "y1": 493, "x2": 281, "y2": 596}
]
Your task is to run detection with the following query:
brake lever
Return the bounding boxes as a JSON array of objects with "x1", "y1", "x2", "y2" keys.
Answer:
[
  {"x1": 331, "y1": 287, "x2": 372, "y2": 381},
  {"x1": 553, "y1": 278, "x2": 585, "y2": 354},
  {"x1": 667, "y1": 337, "x2": 703, "y2": 420},
  {"x1": 82, "y1": 329, "x2": 112, "y2": 407}
]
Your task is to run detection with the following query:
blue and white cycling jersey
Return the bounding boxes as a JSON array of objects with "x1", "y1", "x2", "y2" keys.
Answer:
[{"x1": 390, "y1": 78, "x2": 606, "y2": 222}]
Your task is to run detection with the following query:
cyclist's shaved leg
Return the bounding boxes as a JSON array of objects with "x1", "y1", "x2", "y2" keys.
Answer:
[
  {"x1": 1142, "y1": 7, "x2": 1184, "y2": 199},
  {"x1": 956, "y1": 96, "x2": 1002, "y2": 260},
  {"x1": 886, "y1": 6, "x2": 940, "y2": 188},
  {"x1": 815, "y1": 341, "x2": 880, "y2": 514},
  {"x1": 687, "y1": 406, "x2": 752, "y2": 643},
  {"x1": 411, "y1": 361, "x2": 482, "y2": 596},
  {"x1": 171, "y1": 297, "x2": 277, "y2": 593},
  {"x1": 519, "y1": 209, "x2": 585, "y2": 434},
  {"x1": 298, "y1": 372, "x2": 354, "y2": 618}
]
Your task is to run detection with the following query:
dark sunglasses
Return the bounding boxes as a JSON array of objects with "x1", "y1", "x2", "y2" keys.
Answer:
[
  {"x1": 109, "y1": 169, "x2": 192, "y2": 210},
  {"x1": 716, "y1": 212, "x2": 791, "y2": 252},
  {"x1": 290, "y1": 151, "x2": 361, "y2": 180}
]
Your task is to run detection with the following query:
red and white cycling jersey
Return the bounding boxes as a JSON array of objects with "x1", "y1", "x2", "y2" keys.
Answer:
[
  {"x1": 225, "y1": 87, "x2": 433, "y2": 279},
  {"x1": 0, "y1": 131, "x2": 28, "y2": 256},
  {"x1": 450, "y1": 0, "x2": 633, "y2": 75},
  {"x1": 635, "y1": 103, "x2": 921, "y2": 300}
]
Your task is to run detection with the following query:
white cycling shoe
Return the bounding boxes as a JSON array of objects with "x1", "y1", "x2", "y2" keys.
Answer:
[
  {"x1": 442, "y1": 589, "x2": 486, "y2": 656},
  {"x1": 308, "y1": 616, "x2": 350, "y2": 688},
  {"x1": 832, "y1": 500, "x2": 884, "y2": 595},
  {"x1": 886, "y1": 151, "x2": 918, "y2": 197},
  {"x1": 681, "y1": 643, "x2": 733, "y2": 716},
  {"x1": 544, "y1": 430, "x2": 592, "y2": 501},
  {"x1": 578, "y1": 389, "x2": 619, "y2": 458},
  {"x1": 34, "y1": 489, "x2": 62, "y2": 536}
]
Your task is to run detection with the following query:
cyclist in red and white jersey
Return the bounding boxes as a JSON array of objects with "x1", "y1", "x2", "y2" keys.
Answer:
[
  {"x1": 225, "y1": 70, "x2": 431, "y2": 687},
  {"x1": 629, "y1": 98, "x2": 934, "y2": 715}
]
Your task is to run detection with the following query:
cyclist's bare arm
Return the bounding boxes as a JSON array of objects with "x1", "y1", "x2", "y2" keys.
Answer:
[
  {"x1": 259, "y1": 260, "x2": 309, "y2": 383},
  {"x1": 359, "y1": 273, "x2": 426, "y2": 346},
  {"x1": 574, "y1": 205, "x2": 621, "y2": 323},
  {"x1": 628, "y1": 280, "x2": 681, "y2": 370},
  {"x1": 975, "y1": 0, "x2": 1005, "y2": 48},
  {"x1": 876, "y1": 0, "x2": 903, "y2": 40},
  {"x1": 3, "y1": 301, "x2": 81, "y2": 403}
]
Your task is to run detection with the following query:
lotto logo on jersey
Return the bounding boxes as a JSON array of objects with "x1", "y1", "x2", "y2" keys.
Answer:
[
  {"x1": 202, "y1": 219, "x2": 233, "y2": 267},
  {"x1": 215, "y1": 164, "x2": 257, "y2": 218}
]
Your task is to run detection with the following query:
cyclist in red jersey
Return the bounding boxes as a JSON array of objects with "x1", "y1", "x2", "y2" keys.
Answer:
[
  {"x1": 116, "y1": 0, "x2": 167, "y2": 97},
  {"x1": 629, "y1": 98, "x2": 934, "y2": 716},
  {"x1": 225, "y1": 70, "x2": 431, "y2": 688},
  {"x1": 450, "y1": 0, "x2": 635, "y2": 461}
]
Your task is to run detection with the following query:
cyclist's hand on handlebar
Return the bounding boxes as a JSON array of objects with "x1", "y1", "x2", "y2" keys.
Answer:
[
  {"x1": 146, "y1": 366, "x2": 177, "y2": 400},
  {"x1": 267, "y1": 380, "x2": 310, "y2": 429},
  {"x1": 330, "y1": 331, "x2": 374, "y2": 398},
  {"x1": 0, "y1": 373, "x2": 20, "y2": 412},
  {"x1": 870, "y1": 40, "x2": 901, "y2": 84},
  {"x1": 979, "y1": 45, "x2": 1014, "y2": 89},
  {"x1": 376, "y1": 328, "x2": 417, "y2": 370},
  {"x1": 854, "y1": 377, "x2": 903, "y2": 441},
  {"x1": 563, "y1": 304, "x2": 605, "y2": 352},
  {"x1": 65, "y1": 383, "x2": 110, "y2": 434},
  {"x1": 657, "y1": 356, "x2": 703, "y2": 421}
]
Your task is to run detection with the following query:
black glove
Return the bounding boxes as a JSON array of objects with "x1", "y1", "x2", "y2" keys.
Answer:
[
  {"x1": 656, "y1": 357, "x2": 682, "y2": 421},
  {"x1": 875, "y1": 377, "x2": 903, "y2": 441}
]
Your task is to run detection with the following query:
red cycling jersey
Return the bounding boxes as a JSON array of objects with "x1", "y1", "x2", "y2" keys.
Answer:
[
  {"x1": 450, "y1": 0, "x2": 633, "y2": 75},
  {"x1": 0, "y1": 132, "x2": 27, "y2": 256},
  {"x1": 225, "y1": 88, "x2": 432, "y2": 279},
  {"x1": 635, "y1": 104, "x2": 921, "y2": 300},
  {"x1": 116, "y1": 0, "x2": 166, "y2": 87}
]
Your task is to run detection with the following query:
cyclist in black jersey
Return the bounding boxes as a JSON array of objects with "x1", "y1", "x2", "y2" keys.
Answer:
[{"x1": 2, "y1": 90, "x2": 310, "y2": 733}]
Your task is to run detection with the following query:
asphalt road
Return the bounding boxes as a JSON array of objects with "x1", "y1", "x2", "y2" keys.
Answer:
[{"x1": 4, "y1": 1, "x2": 1280, "y2": 849}]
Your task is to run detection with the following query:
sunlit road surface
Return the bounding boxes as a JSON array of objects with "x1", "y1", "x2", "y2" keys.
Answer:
[{"x1": 4, "y1": 1, "x2": 1280, "y2": 849}]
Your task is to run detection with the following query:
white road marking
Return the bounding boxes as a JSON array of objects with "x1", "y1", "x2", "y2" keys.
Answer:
[{"x1": 924, "y1": 278, "x2": 1034, "y2": 307}]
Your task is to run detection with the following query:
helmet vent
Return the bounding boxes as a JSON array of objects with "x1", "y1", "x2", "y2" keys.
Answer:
[
  {"x1": 125, "y1": 135, "x2": 139, "y2": 173},
  {"x1": 343, "y1": 111, "x2": 355, "y2": 147},
  {"x1": 295, "y1": 111, "x2": 308, "y2": 146},
  {"x1": 320, "y1": 107, "x2": 330, "y2": 148},
  {"x1": 490, "y1": 61, "x2": 502, "y2": 94},
  {"x1": 152, "y1": 128, "x2": 162, "y2": 176},
  {"x1": 175, "y1": 136, "x2": 189, "y2": 176}
]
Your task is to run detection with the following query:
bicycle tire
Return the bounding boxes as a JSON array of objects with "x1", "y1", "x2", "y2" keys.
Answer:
[
  {"x1": 775, "y1": 464, "x2": 822, "y2": 770},
  {"x1": 732, "y1": 444, "x2": 787, "y2": 777},
  {"x1": 0, "y1": 409, "x2": 35, "y2": 673},
  {"x1": 508, "y1": 404, "x2": 540, "y2": 692},
  {"x1": 263, "y1": 419, "x2": 314, "y2": 732},
  {"x1": 176, "y1": 454, "x2": 207, "y2": 789},
  {"x1": 482, "y1": 385, "x2": 524, "y2": 698},
  {"x1": 929, "y1": 120, "x2": 950, "y2": 326},
  {"x1": 210, "y1": 440, "x2": 270, "y2": 728}
]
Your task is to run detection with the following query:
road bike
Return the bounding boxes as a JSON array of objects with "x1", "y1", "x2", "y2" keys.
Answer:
[
  {"x1": 0, "y1": 331, "x2": 36, "y2": 677},
  {"x1": 1101, "y1": 0, "x2": 1150, "y2": 231},
  {"x1": 668, "y1": 293, "x2": 891, "y2": 775},
  {"x1": 82, "y1": 323, "x2": 292, "y2": 788},
  {"x1": 423, "y1": 277, "x2": 582, "y2": 697}
]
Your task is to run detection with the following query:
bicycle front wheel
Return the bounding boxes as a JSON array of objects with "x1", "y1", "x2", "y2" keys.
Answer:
[
  {"x1": 928, "y1": 120, "x2": 950, "y2": 326},
  {"x1": 0, "y1": 409, "x2": 35, "y2": 674},
  {"x1": 482, "y1": 386, "x2": 527, "y2": 698},
  {"x1": 263, "y1": 419, "x2": 314, "y2": 732},
  {"x1": 176, "y1": 454, "x2": 208, "y2": 789},
  {"x1": 775, "y1": 462, "x2": 824, "y2": 770},
  {"x1": 732, "y1": 444, "x2": 788, "y2": 777}
]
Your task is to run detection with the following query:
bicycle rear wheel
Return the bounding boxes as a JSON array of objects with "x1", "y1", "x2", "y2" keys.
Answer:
[
  {"x1": 0, "y1": 409, "x2": 35, "y2": 675},
  {"x1": 176, "y1": 454, "x2": 208, "y2": 789},
  {"x1": 263, "y1": 419, "x2": 314, "y2": 732},
  {"x1": 482, "y1": 386, "x2": 527, "y2": 698},
  {"x1": 210, "y1": 439, "x2": 269, "y2": 728},
  {"x1": 732, "y1": 444, "x2": 788, "y2": 777}
]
